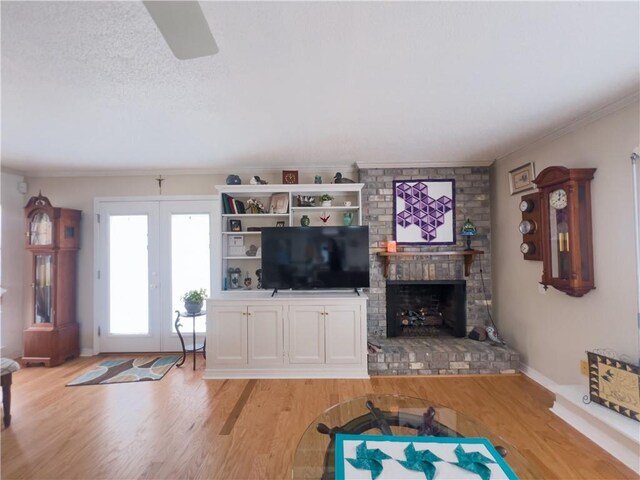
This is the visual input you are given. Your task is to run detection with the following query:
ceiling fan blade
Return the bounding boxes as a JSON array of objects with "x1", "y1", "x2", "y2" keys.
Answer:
[{"x1": 143, "y1": 1, "x2": 218, "y2": 60}]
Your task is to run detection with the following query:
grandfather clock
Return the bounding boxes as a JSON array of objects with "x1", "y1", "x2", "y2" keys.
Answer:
[{"x1": 23, "y1": 193, "x2": 81, "y2": 367}]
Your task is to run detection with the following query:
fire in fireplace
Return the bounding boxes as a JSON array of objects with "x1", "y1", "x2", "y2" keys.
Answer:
[{"x1": 386, "y1": 280, "x2": 466, "y2": 338}]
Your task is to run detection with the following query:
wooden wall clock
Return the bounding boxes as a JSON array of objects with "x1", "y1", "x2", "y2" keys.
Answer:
[
  {"x1": 23, "y1": 193, "x2": 81, "y2": 366},
  {"x1": 533, "y1": 166, "x2": 596, "y2": 297}
]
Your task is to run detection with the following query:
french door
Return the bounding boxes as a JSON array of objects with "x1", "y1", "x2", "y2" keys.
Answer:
[{"x1": 96, "y1": 197, "x2": 217, "y2": 352}]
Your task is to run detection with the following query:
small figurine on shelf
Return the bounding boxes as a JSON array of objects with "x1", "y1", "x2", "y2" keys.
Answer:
[
  {"x1": 314, "y1": 175, "x2": 322, "y2": 184},
  {"x1": 320, "y1": 213, "x2": 331, "y2": 223},
  {"x1": 243, "y1": 272, "x2": 252, "y2": 290},
  {"x1": 249, "y1": 176, "x2": 268, "y2": 185},
  {"x1": 255, "y1": 269, "x2": 262, "y2": 289},
  {"x1": 296, "y1": 195, "x2": 315, "y2": 207},
  {"x1": 333, "y1": 172, "x2": 355, "y2": 183}
]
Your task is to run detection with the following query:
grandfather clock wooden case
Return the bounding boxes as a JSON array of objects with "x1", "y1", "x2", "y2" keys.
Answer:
[{"x1": 23, "y1": 194, "x2": 81, "y2": 367}]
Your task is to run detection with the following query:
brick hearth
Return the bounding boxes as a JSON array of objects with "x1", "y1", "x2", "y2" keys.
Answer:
[{"x1": 367, "y1": 336, "x2": 520, "y2": 376}]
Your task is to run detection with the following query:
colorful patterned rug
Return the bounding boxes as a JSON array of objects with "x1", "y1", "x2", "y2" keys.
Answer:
[{"x1": 67, "y1": 356, "x2": 180, "y2": 386}]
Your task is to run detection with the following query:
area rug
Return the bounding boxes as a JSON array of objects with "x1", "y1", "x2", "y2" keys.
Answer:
[{"x1": 67, "y1": 356, "x2": 180, "y2": 386}]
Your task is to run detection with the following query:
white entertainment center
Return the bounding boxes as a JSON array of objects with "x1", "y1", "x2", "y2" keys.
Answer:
[{"x1": 204, "y1": 183, "x2": 369, "y2": 379}]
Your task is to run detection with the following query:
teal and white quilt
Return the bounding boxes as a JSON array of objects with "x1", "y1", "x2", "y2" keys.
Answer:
[{"x1": 335, "y1": 434, "x2": 518, "y2": 480}]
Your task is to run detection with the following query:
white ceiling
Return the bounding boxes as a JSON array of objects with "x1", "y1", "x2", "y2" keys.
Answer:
[{"x1": 1, "y1": 1, "x2": 638, "y2": 175}]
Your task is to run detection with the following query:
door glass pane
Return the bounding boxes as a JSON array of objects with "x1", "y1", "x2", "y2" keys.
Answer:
[
  {"x1": 34, "y1": 254, "x2": 53, "y2": 323},
  {"x1": 171, "y1": 214, "x2": 210, "y2": 333},
  {"x1": 109, "y1": 215, "x2": 149, "y2": 334}
]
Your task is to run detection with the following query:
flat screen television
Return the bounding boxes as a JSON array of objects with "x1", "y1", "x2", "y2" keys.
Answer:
[{"x1": 261, "y1": 226, "x2": 370, "y2": 291}]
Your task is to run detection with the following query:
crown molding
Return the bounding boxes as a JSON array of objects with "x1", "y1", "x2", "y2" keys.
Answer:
[
  {"x1": 1, "y1": 166, "x2": 27, "y2": 177},
  {"x1": 356, "y1": 159, "x2": 495, "y2": 169},
  {"x1": 496, "y1": 90, "x2": 640, "y2": 163},
  {"x1": 21, "y1": 163, "x2": 358, "y2": 178}
]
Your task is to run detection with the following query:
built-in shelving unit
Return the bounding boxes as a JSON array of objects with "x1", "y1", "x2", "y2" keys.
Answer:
[
  {"x1": 216, "y1": 183, "x2": 364, "y2": 292},
  {"x1": 377, "y1": 250, "x2": 484, "y2": 278}
]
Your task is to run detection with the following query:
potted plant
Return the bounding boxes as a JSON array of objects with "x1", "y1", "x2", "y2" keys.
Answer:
[
  {"x1": 319, "y1": 194, "x2": 334, "y2": 207},
  {"x1": 181, "y1": 288, "x2": 207, "y2": 314}
]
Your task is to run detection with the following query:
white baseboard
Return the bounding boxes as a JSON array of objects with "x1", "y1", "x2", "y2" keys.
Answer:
[
  {"x1": 519, "y1": 362, "x2": 558, "y2": 392},
  {"x1": 80, "y1": 348, "x2": 94, "y2": 357},
  {"x1": 203, "y1": 367, "x2": 369, "y2": 379},
  {"x1": 551, "y1": 385, "x2": 640, "y2": 474}
]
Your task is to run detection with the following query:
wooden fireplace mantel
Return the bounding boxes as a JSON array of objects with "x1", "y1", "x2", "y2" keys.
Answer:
[{"x1": 377, "y1": 250, "x2": 484, "y2": 278}]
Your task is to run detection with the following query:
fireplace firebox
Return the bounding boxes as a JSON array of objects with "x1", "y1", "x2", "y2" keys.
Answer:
[{"x1": 386, "y1": 280, "x2": 466, "y2": 338}]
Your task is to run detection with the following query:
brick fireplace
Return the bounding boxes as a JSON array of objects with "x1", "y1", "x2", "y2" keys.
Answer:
[
  {"x1": 359, "y1": 166, "x2": 492, "y2": 337},
  {"x1": 359, "y1": 166, "x2": 519, "y2": 376}
]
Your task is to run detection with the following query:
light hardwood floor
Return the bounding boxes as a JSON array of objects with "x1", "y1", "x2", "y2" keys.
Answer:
[{"x1": 1, "y1": 355, "x2": 635, "y2": 480}]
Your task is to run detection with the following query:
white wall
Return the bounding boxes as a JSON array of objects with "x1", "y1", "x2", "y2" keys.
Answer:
[
  {"x1": 21, "y1": 169, "x2": 354, "y2": 354},
  {"x1": 491, "y1": 101, "x2": 640, "y2": 385},
  {"x1": 1, "y1": 171, "x2": 26, "y2": 358}
]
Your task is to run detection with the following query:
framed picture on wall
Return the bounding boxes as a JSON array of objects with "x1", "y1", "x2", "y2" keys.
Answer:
[
  {"x1": 508, "y1": 162, "x2": 535, "y2": 195},
  {"x1": 393, "y1": 179, "x2": 455, "y2": 245},
  {"x1": 586, "y1": 351, "x2": 640, "y2": 422}
]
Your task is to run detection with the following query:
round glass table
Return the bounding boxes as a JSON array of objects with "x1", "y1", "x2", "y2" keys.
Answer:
[{"x1": 292, "y1": 394, "x2": 542, "y2": 479}]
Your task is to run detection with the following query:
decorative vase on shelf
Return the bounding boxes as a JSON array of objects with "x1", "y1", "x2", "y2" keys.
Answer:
[
  {"x1": 342, "y1": 212, "x2": 353, "y2": 226},
  {"x1": 255, "y1": 269, "x2": 262, "y2": 289},
  {"x1": 300, "y1": 215, "x2": 310, "y2": 227}
]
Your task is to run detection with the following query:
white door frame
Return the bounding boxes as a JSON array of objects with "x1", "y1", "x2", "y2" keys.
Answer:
[{"x1": 93, "y1": 195, "x2": 219, "y2": 354}]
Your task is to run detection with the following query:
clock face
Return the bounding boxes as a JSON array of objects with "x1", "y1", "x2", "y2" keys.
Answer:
[
  {"x1": 549, "y1": 188, "x2": 568, "y2": 210},
  {"x1": 520, "y1": 242, "x2": 535, "y2": 254},
  {"x1": 519, "y1": 199, "x2": 534, "y2": 212},
  {"x1": 518, "y1": 220, "x2": 535, "y2": 234},
  {"x1": 29, "y1": 211, "x2": 52, "y2": 245},
  {"x1": 282, "y1": 170, "x2": 298, "y2": 184}
]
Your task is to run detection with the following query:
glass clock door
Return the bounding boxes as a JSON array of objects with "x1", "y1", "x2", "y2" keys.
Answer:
[
  {"x1": 34, "y1": 254, "x2": 53, "y2": 323},
  {"x1": 548, "y1": 194, "x2": 570, "y2": 280},
  {"x1": 29, "y1": 211, "x2": 53, "y2": 246}
]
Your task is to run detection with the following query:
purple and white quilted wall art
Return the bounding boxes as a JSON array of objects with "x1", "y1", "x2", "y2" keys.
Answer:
[{"x1": 393, "y1": 179, "x2": 456, "y2": 245}]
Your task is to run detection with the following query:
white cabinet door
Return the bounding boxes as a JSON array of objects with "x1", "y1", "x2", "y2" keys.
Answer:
[
  {"x1": 248, "y1": 305, "x2": 283, "y2": 366},
  {"x1": 288, "y1": 305, "x2": 325, "y2": 364},
  {"x1": 324, "y1": 305, "x2": 361, "y2": 364},
  {"x1": 210, "y1": 305, "x2": 247, "y2": 365}
]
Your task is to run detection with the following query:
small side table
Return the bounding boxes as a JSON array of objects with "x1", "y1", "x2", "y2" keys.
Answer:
[{"x1": 174, "y1": 311, "x2": 206, "y2": 371}]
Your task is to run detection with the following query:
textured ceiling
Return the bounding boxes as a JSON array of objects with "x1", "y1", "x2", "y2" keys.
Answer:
[{"x1": 1, "y1": 1, "x2": 638, "y2": 175}]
